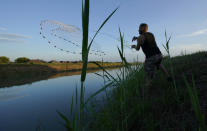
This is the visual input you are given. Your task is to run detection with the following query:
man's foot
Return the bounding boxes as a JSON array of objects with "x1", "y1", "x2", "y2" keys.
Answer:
[{"x1": 167, "y1": 76, "x2": 173, "y2": 82}]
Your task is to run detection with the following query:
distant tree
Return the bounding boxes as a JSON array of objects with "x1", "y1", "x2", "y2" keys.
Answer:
[
  {"x1": 72, "y1": 61, "x2": 78, "y2": 63},
  {"x1": 28, "y1": 59, "x2": 47, "y2": 64},
  {"x1": 48, "y1": 60, "x2": 57, "y2": 63},
  {"x1": 15, "y1": 57, "x2": 30, "y2": 63},
  {"x1": 0, "y1": 56, "x2": 10, "y2": 63}
]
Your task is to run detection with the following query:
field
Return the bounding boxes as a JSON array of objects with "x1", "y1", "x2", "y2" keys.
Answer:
[
  {"x1": 42, "y1": 62, "x2": 123, "y2": 71},
  {"x1": 0, "y1": 62, "x2": 124, "y2": 88}
]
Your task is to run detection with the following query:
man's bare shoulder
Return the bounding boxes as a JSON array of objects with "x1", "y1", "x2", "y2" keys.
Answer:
[
  {"x1": 137, "y1": 34, "x2": 145, "y2": 41},
  {"x1": 137, "y1": 34, "x2": 145, "y2": 45},
  {"x1": 146, "y1": 32, "x2": 154, "y2": 36}
]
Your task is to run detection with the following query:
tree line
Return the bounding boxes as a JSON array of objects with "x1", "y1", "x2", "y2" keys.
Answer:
[
  {"x1": 0, "y1": 56, "x2": 30, "y2": 63},
  {"x1": 0, "y1": 56, "x2": 122, "y2": 64}
]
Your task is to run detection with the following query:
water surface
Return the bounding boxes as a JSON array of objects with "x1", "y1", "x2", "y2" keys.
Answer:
[{"x1": 0, "y1": 68, "x2": 120, "y2": 131}]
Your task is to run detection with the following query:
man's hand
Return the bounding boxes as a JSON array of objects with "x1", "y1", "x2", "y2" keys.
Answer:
[
  {"x1": 131, "y1": 45, "x2": 136, "y2": 49},
  {"x1": 132, "y1": 36, "x2": 138, "y2": 42}
]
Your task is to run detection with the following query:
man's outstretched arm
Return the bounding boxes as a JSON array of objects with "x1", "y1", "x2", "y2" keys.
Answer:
[{"x1": 131, "y1": 35, "x2": 145, "y2": 51}]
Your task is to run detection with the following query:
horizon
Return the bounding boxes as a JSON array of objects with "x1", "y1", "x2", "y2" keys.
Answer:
[
  {"x1": 0, "y1": 0, "x2": 207, "y2": 62},
  {"x1": 1, "y1": 56, "x2": 125, "y2": 63}
]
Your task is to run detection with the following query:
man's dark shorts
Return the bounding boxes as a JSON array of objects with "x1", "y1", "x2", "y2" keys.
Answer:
[{"x1": 144, "y1": 54, "x2": 163, "y2": 78}]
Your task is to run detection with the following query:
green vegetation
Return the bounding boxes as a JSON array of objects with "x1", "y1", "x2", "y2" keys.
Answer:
[
  {"x1": 56, "y1": 0, "x2": 118, "y2": 130},
  {"x1": 0, "y1": 54, "x2": 125, "y2": 88},
  {"x1": 0, "y1": 56, "x2": 10, "y2": 63},
  {"x1": 15, "y1": 57, "x2": 30, "y2": 63},
  {"x1": 43, "y1": 62, "x2": 123, "y2": 72},
  {"x1": 90, "y1": 51, "x2": 207, "y2": 131},
  {"x1": 0, "y1": 55, "x2": 126, "y2": 72},
  {"x1": 0, "y1": 62, "x2": 124, "y2": 88},
  {"x1": 0, "y1": 56, "x2": 125, "y2": 88},
  {"x1": 0, "y1": 64, "x2": 57, "y2": 88},
  {"x1": 55, "y1": 0, "x2": 206, "y2": 131},
  {"x1": 0, "y1": 0, "x2": 205, "y2": 130},
  {"x1": 86, "y1": 31, "x2": 207, "y2": 130},
  {"x1": 58, "y1": 29, "x2": 206, "y2": 131}
]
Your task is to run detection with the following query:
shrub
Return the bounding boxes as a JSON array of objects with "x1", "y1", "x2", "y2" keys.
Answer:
[
  {"x1": 0, "y1": 56, "x2": 10, "y2": 63},
  {"x1": 15, "y1": 57, "x2": 30, "y2": 63}
]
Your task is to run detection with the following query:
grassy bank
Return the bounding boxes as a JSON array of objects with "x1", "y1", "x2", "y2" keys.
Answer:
[
  {"x1": 42, "y1": 62, "x2": 123, "y2": 72},
  {"x1": 0, "y1": 64, "x2": 57, "y2": 88},
  {"x1": 49, "y1": 0, "x2": 206, "y2": 130},
  {"x1": 0, "y1": 62, "x2": 124, "y2": 88},
  {"x1": 90, "y1": 51, "x2": 207, "y2": 130}
]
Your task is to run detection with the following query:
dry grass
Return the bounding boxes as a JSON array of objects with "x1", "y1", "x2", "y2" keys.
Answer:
[{"x1": 43, "y1": 62, "x2": 123, "y2": 71}]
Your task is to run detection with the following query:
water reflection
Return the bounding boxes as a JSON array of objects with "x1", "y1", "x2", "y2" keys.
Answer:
[
  {"x1": 0, "y1": 68, "x2": 118, "y2": 89},
  {"x1": 0, "y1": 68, "x2": 120, "y2": 131}
]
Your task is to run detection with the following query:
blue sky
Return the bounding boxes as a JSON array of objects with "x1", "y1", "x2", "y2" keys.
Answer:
[{"x1": 0, "y1": 0, "x2": 207, "y2": 62}]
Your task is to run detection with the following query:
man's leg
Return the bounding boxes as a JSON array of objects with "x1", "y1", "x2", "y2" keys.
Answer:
[
  {"x1": 159, "y1": 64, "x2": 172, "y2": 81},
  {"x1": 145, "y1": 74, "x2": 153, "y2": 87},
  {"x1": 159, "y1": 64, "x2": 170, "y2": 77},
  {"x1": 144, "y1": 59, "x2": 155, "y2": 87}
]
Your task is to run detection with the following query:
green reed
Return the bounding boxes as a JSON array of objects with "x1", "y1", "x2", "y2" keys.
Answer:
[
  {"x1": 57, "y1": 0, "x2": 118, "y2": 130},
  {"x1": 183, "y1": 75, "x2": 206, "y2": 131},
  {"x1": 57, "y1": 1, "x2": 206, "y2": 130},
  {"x1": 89, "y1": 31, "x2": 206, "y2": 130},
  {"x1": 162, "y1": 30, "x2": 179, "y2": 101}
]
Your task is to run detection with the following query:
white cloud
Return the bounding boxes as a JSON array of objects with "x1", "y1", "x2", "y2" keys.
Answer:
[
  {"x1": 41, "y1": 20, "x2": 81, "y2": 33},
  {"x1": 181, "y1": 28, "x2": 207, "y2": 37},
  {"x1": 0, "y1": 33, "x2": 31, "y2": 44},
  {"x1": 0, "y1": 38, "x2": 24, "y2": 43},
  {"x1": 0, "y1": 27, "x2": 7, "y2": 31},
  {"x1": 0, "y1": 33, "x2": 31, "y2": 39}
]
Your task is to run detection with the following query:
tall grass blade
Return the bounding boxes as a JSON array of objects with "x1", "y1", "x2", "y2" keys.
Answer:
[
  {"x1": 88, "y1": 7, "x2": 119, "y2": 51},
  {"x1": 118, "y1": 28, "x2": 129, "y2": 68},
  {"x1": 183, "y1": 75, "x2": 206, "y2": 131},
  {"x1": 165, "y1": 29, "x2": 167, "y2": 43},
  {"x1": 70, "y1": 95, "x2": 74, "y2": 116},
  {"x1": 84, "y1": 81, "x2": 114, "y2": 106},
  {"x1": 163, "y1": 30, "x2": 171, "y2": 55},
  {"x1": 81, "y1": 0, "x2": 90, "y2": 82},
  {"x1": 118, "y1": 47, "x2": 129, "y2": 67},
  {"x1": 94, "y1": 72, "x2": 103, "y2": 77},
  {"x1": 57, "y1": 111, "x2": 72, "y2": 130},
  {"x1": 119, "y1": 27, "x2": 124, "y2": 54},
  {"x1": 92, "y1": 62, "x2": 118, "y2": 82}
]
